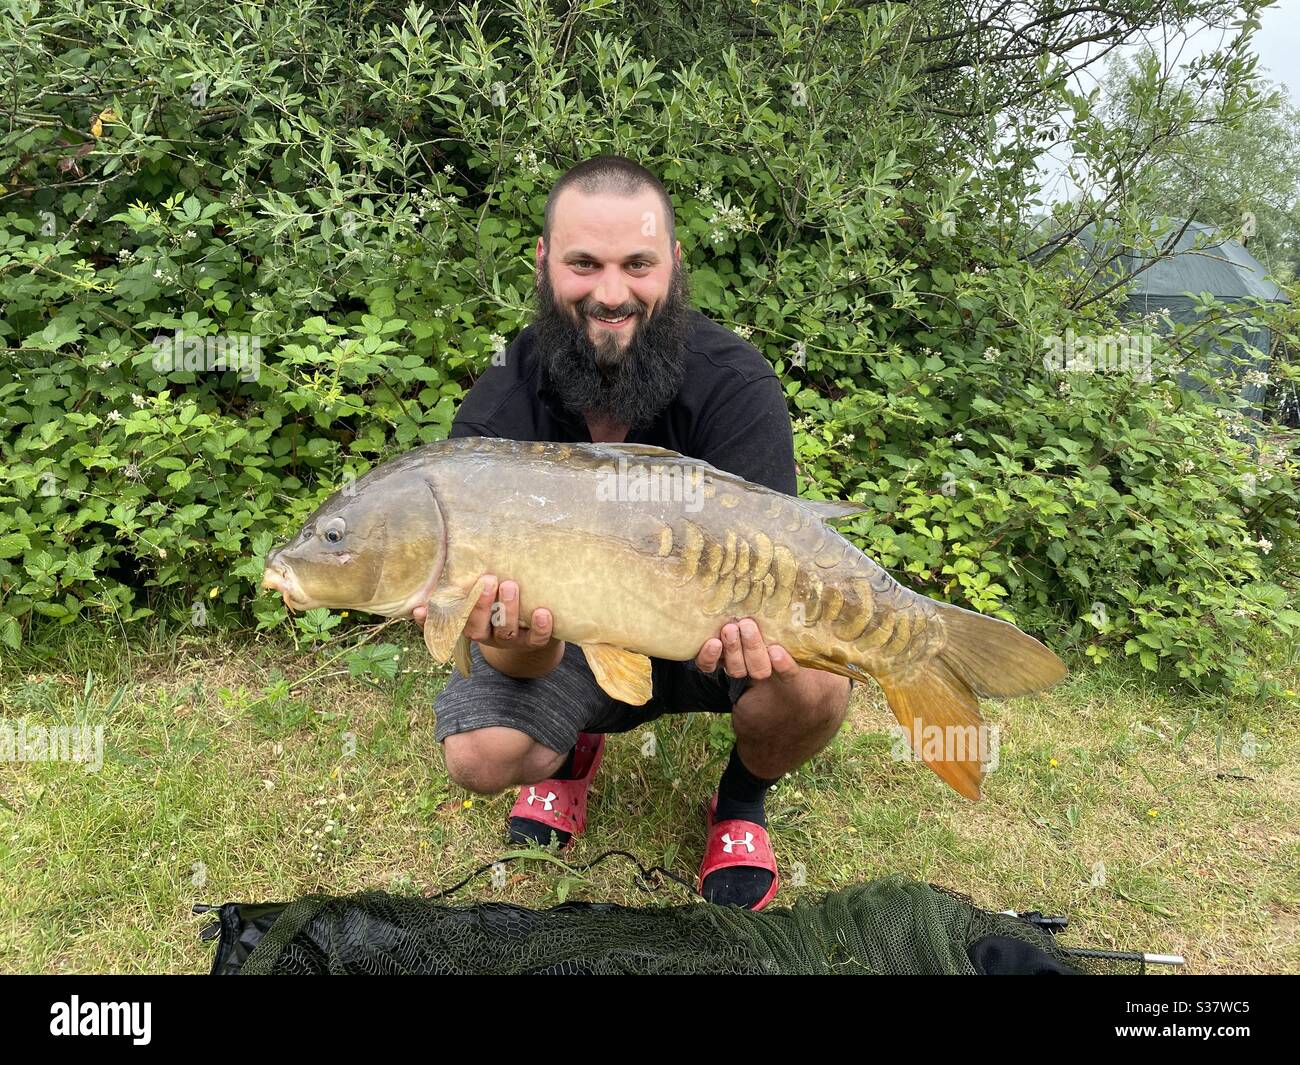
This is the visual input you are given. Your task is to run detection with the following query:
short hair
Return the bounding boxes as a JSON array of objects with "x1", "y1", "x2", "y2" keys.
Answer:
[{"x1": 542, "y1": 155, "x2": 676, "y2": 250}]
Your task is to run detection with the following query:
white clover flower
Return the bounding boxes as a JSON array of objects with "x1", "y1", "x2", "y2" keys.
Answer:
[
  {"x1": 98, "y1": 359, "x2": 113, "y2": 370},
  {"x1": 443, "y1": 164, "x2": 454, "y2": 174},
  {"x1": 106, "y1": 409, "x2": 123, "y2": 423},
  {"x1": 488, "y1": 333, "x2": 506, "y2": 350},
  {"x1": 953, "y1": 432, "x2": 963, "y2": 442},
  {"x1": 132, "y1": 393, "x2": 146, "y2": 407},
  {"x1": 1058, "y1": 380, "x2": 1071, "y2": 395},
  {"x1": 983, "y1": 346, "x2": 999, "y2": 362}
]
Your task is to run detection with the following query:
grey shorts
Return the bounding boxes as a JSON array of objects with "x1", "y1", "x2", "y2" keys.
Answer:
[{"x1": 433, "y1": 641, "x2": 751, "y2": 756}]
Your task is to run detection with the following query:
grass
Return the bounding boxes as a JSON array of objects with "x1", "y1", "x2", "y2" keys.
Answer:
[{"x1": 1, "y1": 620, "x2": 1297, "y2": 973}]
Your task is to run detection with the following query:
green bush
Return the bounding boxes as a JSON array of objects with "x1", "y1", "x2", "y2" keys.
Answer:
[{"x1": 1, "y1": 0, "x2": 1297, "y2": 700}]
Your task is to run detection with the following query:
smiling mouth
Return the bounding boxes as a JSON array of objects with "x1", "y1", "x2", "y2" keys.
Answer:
[{"x1": 588, "y1": 310, "x2": 636, "y2": 327}]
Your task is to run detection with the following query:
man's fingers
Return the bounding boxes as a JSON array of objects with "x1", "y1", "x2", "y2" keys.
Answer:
[
  {"x1": 493, "y1": 580, "x2": 520, "y2": 640},
  {"x1": 463, "y1": 575, "x2": 499, "y2": 641},
  {"x1": 720, "y1": 622, "x2": 747, "y2": 678},
  {"x1": 766, "y1": 644, "x2": 800, "y2": 681},
  {"x1": 525, "y1": 607, "x2": 553, "y2": 648},
  {"x1": 695, "y1": 638, "x2": 723, "y2": 673},
  {"x1": 737, "y1": 618, "x2": 771, "y2": 680}
]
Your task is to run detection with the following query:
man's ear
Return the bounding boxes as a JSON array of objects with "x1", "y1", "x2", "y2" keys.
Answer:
[
  {"x1": 673, "y1": 240, "x2": 682, "y2": 268},
  {"x1": 536, "y1": 237, "x2": 546, "y2": 278}
]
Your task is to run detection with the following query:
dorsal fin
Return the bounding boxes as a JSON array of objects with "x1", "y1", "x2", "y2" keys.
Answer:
[
  {"x1": 801, "y1": 498, "x2": 868, "y2": 522},
  {"x1": 580, "y1": 442, "x2": 685, "y2": 459}
]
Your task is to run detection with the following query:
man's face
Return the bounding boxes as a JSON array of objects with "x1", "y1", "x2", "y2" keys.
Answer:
[
  {"x1": 533, "y1": 185, "x2": 691, "y2": 429},
  {"x1": 539, "y1": 186, "x2": 680, "y2": 364}
]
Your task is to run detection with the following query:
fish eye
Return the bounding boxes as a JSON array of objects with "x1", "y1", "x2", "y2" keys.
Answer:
[{"x1": 321, "y1": 517, "x2": 346, "y2": 544}]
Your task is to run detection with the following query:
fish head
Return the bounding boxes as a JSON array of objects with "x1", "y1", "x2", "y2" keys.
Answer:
[{"x1": 260, "y1": 470, "x2": 446, "y2": 617}]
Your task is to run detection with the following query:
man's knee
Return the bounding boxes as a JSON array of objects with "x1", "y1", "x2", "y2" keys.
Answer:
[
  {"x1": 442, "y1": 727, "x2": 554, "y2": 795},
  {"x1": 817, "y1": 674, "x2": 853, "y2": 722},
  {"x1": 735, "y1": 671, "x2": 851, "y2": 732},
  {"x1": 791, "y1": 673, "x2": 852, "y2": 733}
]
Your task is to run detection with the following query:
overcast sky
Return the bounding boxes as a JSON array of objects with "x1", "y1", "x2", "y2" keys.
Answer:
[
  {"x1": 1253, "y1": 0, "x2": 1298, "y2": 99},
  {"x1": 1036, "y1": 2, "x2": 1298, "y2": 204}
]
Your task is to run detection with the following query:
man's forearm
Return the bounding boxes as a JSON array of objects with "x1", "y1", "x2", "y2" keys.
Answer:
[{"x1": 480, "y1": 639, "x2": 566, "y2": 679}]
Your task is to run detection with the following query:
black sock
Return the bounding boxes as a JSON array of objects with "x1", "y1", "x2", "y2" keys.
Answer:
[
  {"x1": 714, "y1": 745, "x2": 778, "y2": 825},
  {"x1": 702, "y1": 746, "x2": 780, "y2": 908},
  {"x1": 508, "y1": 744, "x2": 577, "y2": 848},
  {"x1": 553, "y1": 745, "x2": 577, "y2": 780}
]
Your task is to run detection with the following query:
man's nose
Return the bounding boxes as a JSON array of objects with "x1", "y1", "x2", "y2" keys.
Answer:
[{"x1": 593, "y1": 268, "x2": 631, "y2": 310}]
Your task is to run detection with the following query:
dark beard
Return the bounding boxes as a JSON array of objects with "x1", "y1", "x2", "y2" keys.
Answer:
[{"x1": 534, "y1": 258, "x2": 690, "y2": 430}]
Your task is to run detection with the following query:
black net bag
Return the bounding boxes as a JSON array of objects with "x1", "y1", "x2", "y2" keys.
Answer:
[{"x1": 202, "y1": 874, "x2": 1142, "y2": 975}]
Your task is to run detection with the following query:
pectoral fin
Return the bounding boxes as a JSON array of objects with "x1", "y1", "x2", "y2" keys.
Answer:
[
  {"x1": 581, "y1": 644, "x2": 653, "y2": 706},
  {"x1": 452, "y1": 633, "x2": 473, "y2": 677},
  {"x1": 423, "y1": 577, "x2": 491, "y2": 670}
]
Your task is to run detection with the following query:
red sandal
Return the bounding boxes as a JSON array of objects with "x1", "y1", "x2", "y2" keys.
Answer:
[
  {"x1": 697, "y1": 792, "x2": 780, "y2": 911},
  {"x1": 507, "y1": 732, "x2": 605, "y2": 850}
]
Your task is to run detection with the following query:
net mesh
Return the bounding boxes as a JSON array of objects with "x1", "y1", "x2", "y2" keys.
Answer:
[{"x1": 219, "y1": 874, "x2": 1140, "y2": 976}]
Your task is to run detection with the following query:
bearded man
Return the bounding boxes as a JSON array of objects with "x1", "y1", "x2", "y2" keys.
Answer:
[{"x1": 417, "y1": 155, "x2": 851, "y2": 910}]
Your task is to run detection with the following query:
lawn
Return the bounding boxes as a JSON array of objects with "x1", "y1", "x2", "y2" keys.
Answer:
[{"x1": 1, "y1": 620, "x2": 1296, "y2": 973}]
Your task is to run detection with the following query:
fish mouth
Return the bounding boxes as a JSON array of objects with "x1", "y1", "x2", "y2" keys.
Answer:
[{"x1": 260, "y1": 564, "x2": 310, "y2": 613}]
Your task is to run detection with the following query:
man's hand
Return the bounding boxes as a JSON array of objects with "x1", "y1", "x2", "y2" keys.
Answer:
[
  {"x1": 412, "y1": 576, "x2": 563, "y2": 678},
  {"x1": 695, "y1": 617, "x2": 800, "y2": 683}
]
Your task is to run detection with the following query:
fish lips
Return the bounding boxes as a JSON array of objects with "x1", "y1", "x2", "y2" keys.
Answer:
[{"x1": 260, "y1": 560, "x2": 311, "y2": 612}]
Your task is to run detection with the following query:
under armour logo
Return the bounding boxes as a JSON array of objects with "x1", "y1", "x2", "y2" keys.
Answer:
[
  {"x1": 721, "y1": 831, "x2": 754, "y2": 854},
  {"x1": 526, "y1": 787, "x2": 556, "y2": 812}
]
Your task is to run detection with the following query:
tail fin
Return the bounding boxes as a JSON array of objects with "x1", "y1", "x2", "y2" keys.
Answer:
[
  {"x1": 872, "y1": 603, "x2": 1067, "y2": 801},
  {"x1": 930, "y1": 602, "x2": 1068, "y2": 698}
]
